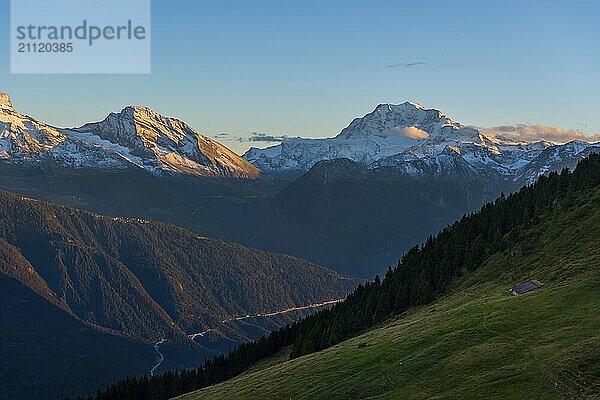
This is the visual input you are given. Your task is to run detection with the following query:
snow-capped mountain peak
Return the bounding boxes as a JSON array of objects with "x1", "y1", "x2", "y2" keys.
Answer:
[
  {"x1": 336, "y1": 101, "x2": 455, "y2": 140},
  {"x1": 0, "y1": 94, "x2": 260, "y2": 179},
  {"x1": 243, "y1": 101, "x2": 600, "y2": 180},
  {"x1": 244, "y1": 102, "x2": 488, "y2": 174},
  {"x1": 72, "y1": 105, "x2": 260, "y2": 178},
  {"x1": 0, "y1": 95, "x2": 68, "y2": 160}
]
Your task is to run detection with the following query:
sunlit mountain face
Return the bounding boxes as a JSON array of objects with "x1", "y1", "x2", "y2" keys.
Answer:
[
  {"x1": 0, "y1": 94, "x2": 260, "y2": 179},
  {"x1": 244, "y1": 101, "x2": 599, "y2": 183}
]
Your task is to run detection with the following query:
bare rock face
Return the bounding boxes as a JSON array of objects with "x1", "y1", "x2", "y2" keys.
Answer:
[
  {"x1": 0, "y1": 93, "x2": 13, "y2": 111},
  {"x1": 73, "y1": 105, "x2": 261, "y2": 178}
]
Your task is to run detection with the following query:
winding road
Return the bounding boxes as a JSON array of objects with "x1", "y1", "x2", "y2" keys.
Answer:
[
  {"x1": 188, "y1": 298, "x2": 344, "y2": 341},
  {"x1": 150, "y1": 299, "x2": 344, "y2": 375},
  {"x1": 150, "y1": 339, "x2": 166, "y2": 376}
]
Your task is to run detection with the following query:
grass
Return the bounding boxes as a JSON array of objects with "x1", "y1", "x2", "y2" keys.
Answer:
[{"x1": 176, "y1": 191, "x2": 600, "y2": 400}]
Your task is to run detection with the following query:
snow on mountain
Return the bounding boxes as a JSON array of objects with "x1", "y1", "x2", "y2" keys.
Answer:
[
  {"x1": 515, "y1": 140, "x2": 600, "y2": 185},
  {"x1": 0, "y1": 95, "x2": 69, "y2": 160},
  {"x1": 0, "y1": 94, "x2": 260, "y2": 179},
  {"x1": 244, "y1": 102, "x2": 490, "y2": 174},
  {"x1": 71, "y1": 106, "x2": 260, "y2": 178},
  {"x1": 2, "y1": 93, "x2": 597, "y2": 183},
  {"x1": 244, "y1": 102, "x2": 599, "y2": 181}
]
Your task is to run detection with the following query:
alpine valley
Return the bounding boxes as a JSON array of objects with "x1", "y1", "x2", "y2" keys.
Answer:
[
  {"x1": 1, "y1": 93, "x2": 599, "y2": 399},
  {"x1": 0, "y1": 188, "x2": 356, "y2": 400},
  {"x1": 1, "y1": 94, "x2": 599, "y2": 278}
]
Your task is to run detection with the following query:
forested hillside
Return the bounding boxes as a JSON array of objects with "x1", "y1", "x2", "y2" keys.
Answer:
[
  {"x1": 77, "y1": 154, "x2": 600, "y2": 400},
  {"x1": 0, "y1": 250, "x2": 154, "y2": 400},
  {"x1": 0, "y1": 190, "x2": 356, "y2": 400}
]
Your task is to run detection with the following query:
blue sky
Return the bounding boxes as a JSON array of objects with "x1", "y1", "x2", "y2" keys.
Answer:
[{"x1": 1, "y1": 0, "x2": 599, "y2": 153}]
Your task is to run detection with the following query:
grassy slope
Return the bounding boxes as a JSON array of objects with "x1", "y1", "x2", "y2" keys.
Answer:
[{"x1": 177, "y1": 187, "x2": 600, "y2": 400}]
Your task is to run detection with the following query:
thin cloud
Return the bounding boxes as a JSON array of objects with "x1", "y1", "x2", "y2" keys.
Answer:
[
  {"x1": 210, "y1": 132, "x2": 289, "y2": 144},
  {"x1": 387, "y1": 61, "x2": 426, "y2": 69},
  {"x1": 247, "y1": 132, "x2": 289, "y2": 142},
  {"x1": 346, "y1": 61, "x2": 427, "y2": 70},
  {"x1": 479, "y1": 123, "x2": 600, "y2": 143}
]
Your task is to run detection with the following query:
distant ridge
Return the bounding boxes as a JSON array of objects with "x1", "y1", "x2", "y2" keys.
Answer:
[{"x1": 0, "y1": 93, "x2": 260, "y2": 178}]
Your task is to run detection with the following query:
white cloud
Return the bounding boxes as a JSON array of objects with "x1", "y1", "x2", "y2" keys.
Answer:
[
  {"x1": 479, "y1": 123, "x2": 600, "y2": 144},
  {"x1": 391, "y1": 126, "x2": 429, "y2": 139}
]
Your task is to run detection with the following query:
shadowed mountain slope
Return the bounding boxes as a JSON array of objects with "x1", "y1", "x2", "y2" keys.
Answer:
[{"x1": 0, "y1": 190, "x2": 357, "y2": 399}]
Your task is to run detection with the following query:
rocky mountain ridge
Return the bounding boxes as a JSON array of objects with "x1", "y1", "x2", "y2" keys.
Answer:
[
  {"x1": 244, "y1": 102, "x2": 599, "y2": 182},
  {"x1": 0, "y1": 94, "x2": 260, "y2": 178}
]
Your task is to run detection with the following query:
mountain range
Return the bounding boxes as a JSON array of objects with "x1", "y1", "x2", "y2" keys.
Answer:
[
  {"x1": 1, "y1": 93, "x2": 599, "y2": 277},
  {"x1": 1, "y1": 93, "x2": 599, "y2": 399},
  {"x1": 244, "y1": 102, "x2": 599, "y2": 186},
  {"x1": 3, "y1": 94, "x2": 598, "y2": 186},
  {"x1": 0, "y1": 93, "x2": 259, "y2": 178}
]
